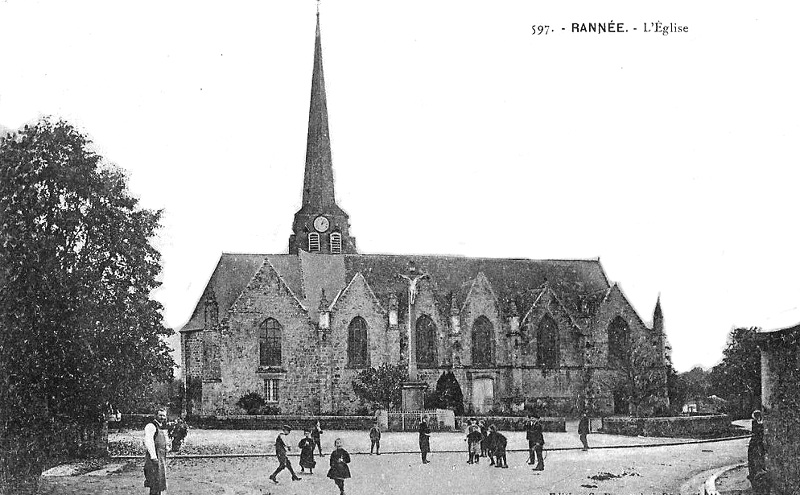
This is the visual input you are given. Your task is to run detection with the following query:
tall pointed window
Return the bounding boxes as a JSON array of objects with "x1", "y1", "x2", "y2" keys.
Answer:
[
  {"x1": 259, "y1": 318, "x2": 282, "y2": 367},
  {"x1": 416, "y1": 315, "x2": 437, "y2": 368},
  {"x1": 347, "y1": 317, "x2": 368, "y2": 367},
  {"x1": 330, "y1": 232, "x2": 342, "y2": 254},
  {"x1": 471, "y1": 316, "x2": 494, "y2": 366},
  {"x1": 608, "y1": 316, "x2": 630, "y2": 368},
  {"x1": 308, "y1": 233, "x2": 321, "y2": 252},
  {"x1": 536, "y1": 315, "x2": 559, "y2": 368}
]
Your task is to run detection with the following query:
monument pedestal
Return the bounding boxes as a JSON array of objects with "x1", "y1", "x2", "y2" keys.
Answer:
[{"x1": 401, "y1": 381, "x2": 427, "y2": 411}]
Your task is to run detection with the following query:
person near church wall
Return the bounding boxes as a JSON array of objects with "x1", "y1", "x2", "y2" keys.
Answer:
[
  {"x1": 419, "y1": 415, "x2": 432, "y2": 464},
  {"x1": 578, "y1": 413, "x2": 590, "y2": 451}
]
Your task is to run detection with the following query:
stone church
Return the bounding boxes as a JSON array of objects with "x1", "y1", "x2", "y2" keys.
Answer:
[{"x1": 179, "y1": 15, "x2": 669, "y2": 417}]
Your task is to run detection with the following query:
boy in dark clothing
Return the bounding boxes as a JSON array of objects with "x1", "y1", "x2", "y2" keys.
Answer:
[
  {"x1": 485, "y1": 425, "x2": 496, "y2": 466},
  {"x1": 524, "y1": 416, "x2": 536, "y2": 465},
  {"x1": 369, "y1": 421, "x2": 381, "y2": 455},
  {"x1": 578, "y1": 413, "x2": 590, "y2": 451},
  {"x1": 298, "y1": 429, "x2": 316, "y2": 474},
  {"x1": 269, "y1": 425, "x2": 301, "y2": 483},
  {"x1": 489, "y1": 425, "x2": 508, "y2": 468},
  {"x1": 530, "y1": 416, "x2": 545, "y2": 471},
  {"x1": 312, "y1": 420, "x2": 324, "y2": 456},
  {"x1": 419, "y1": 415, "x2": 431, "y2": 463},
  {"x1": 479, "y1": 420, "x2": 489, "y2": 458}
]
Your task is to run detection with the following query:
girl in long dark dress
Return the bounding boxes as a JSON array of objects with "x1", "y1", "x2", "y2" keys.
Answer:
[
  {"x1": 327, "y1": 438, "x2": 351, "y2": 495},
  {"x1": 299, "y1": 429, "x2": 316, "y2": 474}
]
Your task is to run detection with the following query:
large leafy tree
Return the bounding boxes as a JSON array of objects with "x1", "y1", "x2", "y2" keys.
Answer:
[
  {"x1": 0, "y1": 119, "x2": 174, "y2": 491},
  {"x1": 351, "y1": 364, "x2": 408, "y2": 411},
  {"x1": 710, "y1": 327, "x2": 761, "y2": 418}
]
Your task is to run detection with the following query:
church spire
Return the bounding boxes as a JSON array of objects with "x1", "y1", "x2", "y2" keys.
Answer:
[
  {"x1": 289, "y1": 8, "x2": 357, "y2": 255},
  {"x1": 302, "y1": 10, "x2": 335, "y2": 209}
]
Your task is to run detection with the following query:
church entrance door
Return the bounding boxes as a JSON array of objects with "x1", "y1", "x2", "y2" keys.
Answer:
[{"x1": 471, "y1": 378, "x2": 493, "y2": 414}]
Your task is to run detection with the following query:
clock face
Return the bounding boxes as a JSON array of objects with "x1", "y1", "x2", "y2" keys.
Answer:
[{"x1": 313, "y1": 215, "x2": 330, "y2": 233}]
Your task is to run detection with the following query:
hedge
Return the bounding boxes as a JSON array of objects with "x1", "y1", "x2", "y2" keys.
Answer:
[{"x1": 600, "y1": 414, "x2": 732, "y2": 438}]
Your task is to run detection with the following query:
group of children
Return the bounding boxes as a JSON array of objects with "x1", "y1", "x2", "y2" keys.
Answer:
[
  {"x1": 465, "y1": 418, "x2": 509, "y2": 468},
  {"x1": 268, "y1": 416, "x2": 548, "y2": 493},
  {"x1": 270, "y1": 421, "x2": 352, "y2": 495}
]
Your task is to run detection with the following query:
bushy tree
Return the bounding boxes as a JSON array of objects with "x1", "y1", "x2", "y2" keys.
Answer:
[
  {"x1": 710, "y1": 327, "x2": 761, "y2": 418},
  {"x1": 599, "y1": 335, "x2": 667, "y2": 416},
  {"x1": 428, "y1": 371, "x2": 464, "y2": 415},
  {"x1": 0, "y1": 119, "x2": 174, "y2": 493},
  {"x1": 351, "y1": 364, "x2": 408, "y2": 410}
]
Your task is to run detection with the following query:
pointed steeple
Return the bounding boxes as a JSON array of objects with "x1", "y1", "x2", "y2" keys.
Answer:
[
  {"x1": 302, "y1": 11, "x2": 335, "y2": 210},
  {"x1": 653, "y1": 294, "x2": 664, "y2": 333},
  {"x1": 288, "y1": 9, "x2": 357, "y2": 255}
]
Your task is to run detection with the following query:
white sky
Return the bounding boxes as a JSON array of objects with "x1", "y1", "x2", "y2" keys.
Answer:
[{"x1": 1, "y1": 0, "x2": 798, "y2": 373}]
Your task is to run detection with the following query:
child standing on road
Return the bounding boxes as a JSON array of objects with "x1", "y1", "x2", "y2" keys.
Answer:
[
  {"x1": 489, "y1": 424, "x2": 508, "y2": 468},
  {"x1": 369, "y1": 421, "x2": 381, "y2": 455},
  {"x1": 327, "y1": 438, "x2": 351, "y2": 495},
  {"x1": 312, "y1": 420, "x2": 324, "y2": 456},
  {"x1": 466, "y1": 418, "x2": 483, "y2": 464},
  {"x1": 299, "y1": 429, "x2": 316, "y2": 475}
]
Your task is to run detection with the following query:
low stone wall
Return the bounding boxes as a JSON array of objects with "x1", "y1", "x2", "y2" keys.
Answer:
[
  {"x1": 186, "y1": 415, "x2": 376, "y2": 431},
  {"x1": 455, "y1": 416, "x2": 566, "y2": 433},
  {"x1": 600, "y1": 415, "x2": 732, "y2": 438}
]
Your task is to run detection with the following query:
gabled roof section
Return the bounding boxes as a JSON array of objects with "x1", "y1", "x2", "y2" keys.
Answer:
[
  {"x1": 329, "y1": 272, "x2": 385, "y2": 313},
  {"x1": 179, "y1": 253, "x2": 267, "y2": 332},
  {"x1": 179, "y1": 253, "x2": 307, "y2": 332},
  {"x1": 460, "y1": 272, "x2": 499, "y2": 313},
  {"x1": 520, "y1": 285, "x2": 584, "y2": 333},
  {"x1": 230, "y1": 257, "x2": 306, "y2": 313}
]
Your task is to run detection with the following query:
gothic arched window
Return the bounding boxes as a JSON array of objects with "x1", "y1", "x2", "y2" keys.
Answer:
[
  {"x1": 416, "y1": 315, "x2": 437, "y2": 368},
  {"x1": 536, "y1": 315, "x2": 559, "y2": 368},
  {"x1": 308, "y1": 233, "x2": 321, "y2": 252},
  {"x1": 330, "y1": 232, "x2": 342, "y2": 254},
  {"x1": 348, "y1": 317, "x2": 368, "y2": 368},
  {"x1": 259, "y1": 318, "x2": 282, "y2": 367},
  {"x1": 471, "y1": 316, "x2": 494, "y2": 366},
  {"x1": 608, "y1": 316, "x2": 630, "y2": 368}
]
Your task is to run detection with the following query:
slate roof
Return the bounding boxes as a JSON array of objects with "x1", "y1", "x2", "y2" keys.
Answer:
[{"x1": 179, "y1": 252, "x2": 612, "y2": 332}]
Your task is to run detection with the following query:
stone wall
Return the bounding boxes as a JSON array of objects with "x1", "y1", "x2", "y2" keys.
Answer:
[
  {"x1": 600, "y1": 415, "x2": 731, "y2": 438},
  {"x1": 188, "y1": 415, "x2": 376, "y2": 430},
  {"x1": 219, "y1": 261, "x2": 316, "y2": 415}
]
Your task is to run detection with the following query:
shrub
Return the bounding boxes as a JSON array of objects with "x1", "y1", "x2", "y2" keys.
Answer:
[{"x1": 236, "y1": 392, "x2": 266, "y2": 415}]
